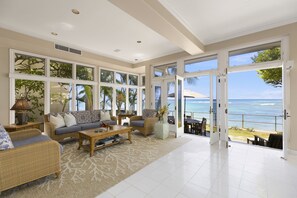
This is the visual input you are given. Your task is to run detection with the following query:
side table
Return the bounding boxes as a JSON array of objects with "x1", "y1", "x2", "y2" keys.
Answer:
[
  {"x1": 117, "y1": 114, "x2": 135, "y2": 125},
  {"x1": 4, "y1": 122, "x2": 42, "y2": 132}
]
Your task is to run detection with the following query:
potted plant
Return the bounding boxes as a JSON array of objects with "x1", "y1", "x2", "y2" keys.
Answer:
[{"x1": 155, "y1": 105, "x2": 169, "y2": 139}]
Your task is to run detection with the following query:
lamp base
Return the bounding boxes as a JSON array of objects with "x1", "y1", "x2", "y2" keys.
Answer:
[{"x1": 16, "y1": 112, "x2": 28, "y2": 125}]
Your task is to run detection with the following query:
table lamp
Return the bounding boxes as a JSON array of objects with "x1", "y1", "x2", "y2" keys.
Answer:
[{"x1": 10, "y1": 97, "x2": 31, "y2": 125}]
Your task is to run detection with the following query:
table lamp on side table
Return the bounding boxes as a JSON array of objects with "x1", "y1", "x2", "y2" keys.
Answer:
[{"x1": 10, "y1": 97, "x2": 31, "y2": 125}]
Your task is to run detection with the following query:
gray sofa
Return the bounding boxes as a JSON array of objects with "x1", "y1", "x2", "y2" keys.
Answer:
[{"x1": 44, "y1": 110, "x2": 117, "y2": 142}]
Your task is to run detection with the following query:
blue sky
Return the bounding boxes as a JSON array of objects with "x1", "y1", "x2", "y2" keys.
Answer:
[{"x1": 184, "y1": 53, "x2": 282, "y2": 99}]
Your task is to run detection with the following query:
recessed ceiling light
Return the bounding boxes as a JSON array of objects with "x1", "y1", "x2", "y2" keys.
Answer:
[
  {"x1": 51, "y1": 32, "x2": 58, "y2": 36},
  {"x1": 137, "y1": 40, "x2": 142, "y2": 44},
  {"x1": 114, "y1": 49, "x2": 121, "y2": 52},
  {"x1": 72, "y1": 9, "x2": 80, "y2": 15}
]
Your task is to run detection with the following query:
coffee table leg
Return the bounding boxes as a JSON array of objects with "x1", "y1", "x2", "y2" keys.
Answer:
[
  {"x1": 78, "y1": 134, "x2": 82, "y2": 150},
  {"x1": 128, "y1": 131, "x2": 132, "y2": 144},
  {"x1": 90, "y1": 138, "x2": 95, "y2": 157}
]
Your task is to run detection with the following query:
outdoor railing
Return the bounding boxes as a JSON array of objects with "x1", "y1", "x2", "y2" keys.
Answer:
[{"x1": 168, "y1": 110, "x2": 283, "y2": 132}]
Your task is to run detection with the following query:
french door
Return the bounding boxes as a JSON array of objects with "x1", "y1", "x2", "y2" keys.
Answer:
[{"x1": 175, "y1": 75, "x2": 184, "y2": 137}]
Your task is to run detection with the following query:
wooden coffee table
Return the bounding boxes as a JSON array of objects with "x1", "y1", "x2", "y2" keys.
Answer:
[{"x1": 78, "y1": 125, "x2": 132, "y2": 157}]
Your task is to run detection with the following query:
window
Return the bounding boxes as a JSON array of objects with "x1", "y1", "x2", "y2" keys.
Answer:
[
  {"x1": 141, "y1": 76, "x2": 145, "y2": 86},
  {"x1": 129, "y1": 74, "x2": 138, "y2": 86},
  {"x1": 77, "y1": 65, "x2": 94, "y2": 81},
  {"x1": 154, "y1": 63, "x2": 177, "y2": 77},
  {"x1": 100, "y1": 69, "x2": 114, "y2": 83},
  {"x1": 14, "y1": 53, "x2": 45, "y2": 76},
  {"x1": 116, "y1": 87, "x2": 126, "y2": 114},
  {"x1": 76, "y1": 84, "x2": 93, "y2": 111},
  {"x1": 116, "y1": 72, "x2": 127, "y2": 84},
  {"x1": 142, "y1": 89, "x2": 145, "y2": 110},
  {"x1": 50, "y1": 60, "x2": 72, "y2": 78},
  {"x1": 185, "y1": 55, "x2": 217, "y2": 72},
  {"x1": 229, "y1": 42, "x2": 281, "y2": 67},
  {"x1": 129, "y1": 88, "x2": 137, "y2": 114},
  {"x1": 50, "y1": 82, "x2": 72, "y2": 113},
  {"x1": 15, "y1": 79, "x2": 44, "y2": 122},
  {"x1": 100, "y1": 86, "x2": 113, "y2": 111}
]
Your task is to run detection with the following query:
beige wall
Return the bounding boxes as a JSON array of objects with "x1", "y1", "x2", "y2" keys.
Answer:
[
  {"x1": 140, "y1": 22, "x2": 297, "y2": 150},
  {"x1": 0, "y1": 28, "x2": 142, "y2": 125}
]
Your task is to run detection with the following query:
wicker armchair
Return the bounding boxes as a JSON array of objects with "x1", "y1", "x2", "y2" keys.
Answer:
[
  {"x1": 130, "y1": 109, "x2": 158, "y2": 137},
  {"x1": 0, "y1": 129, "x2": 61, "y2": 193}
]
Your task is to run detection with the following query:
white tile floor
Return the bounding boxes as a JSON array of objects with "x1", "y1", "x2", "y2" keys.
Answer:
[{"x1": 96, "y1": 134, "x2": 297, "y2": 198}]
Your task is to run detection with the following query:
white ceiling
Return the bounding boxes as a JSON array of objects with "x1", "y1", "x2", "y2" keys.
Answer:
[{"x1": 0, "y1": 0, "x2": 297, "y2": 64}]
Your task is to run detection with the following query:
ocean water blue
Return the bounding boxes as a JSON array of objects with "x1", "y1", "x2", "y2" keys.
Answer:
[{"x1": 167, "y1": 98, "x2": 283, "y2": 132}]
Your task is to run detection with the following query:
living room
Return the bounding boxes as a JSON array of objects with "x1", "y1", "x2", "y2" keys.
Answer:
[{"x1": 1, "y1": 0, "x2": 297, "y2": 198}]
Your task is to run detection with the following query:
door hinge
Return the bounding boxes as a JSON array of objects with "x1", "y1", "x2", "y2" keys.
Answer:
[
  {"x1": 219, "y1": 128, "x2": 221, "y2": 132},
  {"x1": 218, "y1": 79, "x2": 220, "y2": 83},
  {"x1": 225, "y1": 109, "x2": 228, "y2": 114},
  {"x1": 284, "y1": 109, "x2": 291, "y2": 120},
  {"x1": 218, "y1": 103, "x2": 221, "y2": 108}
]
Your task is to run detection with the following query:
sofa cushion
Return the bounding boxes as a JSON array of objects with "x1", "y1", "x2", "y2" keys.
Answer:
[
  {"x1": 0, "y1": 124, "x2": 14, "y2": 150},
  {"x1": 91, "y1": 110, "x2": 101, "y2": 122},
  {"x1": 64, "y1": 113, "x2": 77, "y2": 127},
  {"x1": 80, "y1": 122, "x2": 101, "y2": 130},
  {"x1": 101, "y1": 120, "x2": 117, "y2": 126},
  {"x1": 142, "y1": 109, "x2": 157, "y2": 120},
  {"x1": 55, "y1": 125, "x2": 82, "y2": 135},
  {"x1": 100, "y1": 111, "x2": 111, "y2": 121},
  {"x1": 72, "y1": 111, "x2": 92, "y2": 124},
  {"x1": 130, "y1": 120, "x2": 145, "y2": 127},
  {"x1": 50, "y1": 114, "x2": 66, "y2": 129},
  {"x1": 13, "y1": 135, "x2": 63, "y2": 153}
]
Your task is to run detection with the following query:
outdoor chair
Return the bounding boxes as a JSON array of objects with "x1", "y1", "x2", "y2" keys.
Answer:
[
  {"x1": 247, "y1": 133, "x2": 283, "y2": 149},
  {"x1": 168, "y1": 116, "x2": 175, "y2": 124},
  {"x1": 192, "y1": 118, "x2": 207, "y2": 136}
]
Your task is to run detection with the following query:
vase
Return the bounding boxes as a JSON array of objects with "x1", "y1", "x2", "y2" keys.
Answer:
[{"x1": 154, "y1": 122, "x2": 169, "y2": 140}]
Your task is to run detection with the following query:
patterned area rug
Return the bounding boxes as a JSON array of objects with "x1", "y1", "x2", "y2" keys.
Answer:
[{"x1": 2, "y1": 132, "x2": 190, "y2": 198}]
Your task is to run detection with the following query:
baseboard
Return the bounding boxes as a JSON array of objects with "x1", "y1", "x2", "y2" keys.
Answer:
[{"x1": 288, "y1": 149, "x2": 297, "y2": 155}]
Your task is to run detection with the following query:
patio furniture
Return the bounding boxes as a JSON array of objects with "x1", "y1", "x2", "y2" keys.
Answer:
[
  {"x1": 130, "y1": 109, "x2": 158, "y2": 137},
  {"x1": 184, "y1": 118, "x2": 201, "y2": 134},
  {"x1": 247, "y1": 133, "x2": 283, "y2": 149},
  {"x1": 0, "y1": 128, "x2": 61, "y2": 192},
  {"x1": 168, "y1": 116, "x2": 175, "y2": 124},
  {"x1": 192, "y1": 118, "x2": 207, "y2": 135}
]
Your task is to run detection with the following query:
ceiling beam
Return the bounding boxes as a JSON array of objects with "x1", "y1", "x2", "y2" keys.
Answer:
[{"x1": 109, "y1": 0, "x2": 204, "y2": 55}]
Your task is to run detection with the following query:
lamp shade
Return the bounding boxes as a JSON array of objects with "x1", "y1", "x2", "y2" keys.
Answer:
[{"x1": 10, "y1": 98, "x2": 31, "y2": 111}]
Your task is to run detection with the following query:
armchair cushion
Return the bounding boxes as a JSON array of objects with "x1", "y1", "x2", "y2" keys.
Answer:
[
  {"x1": 0, "y1": 125, "x2": 14, "y2": 150},
  {"x1": 142, "y1": 109, "x2": 157, "y2": 120},
  {"x1": 13, "y1": 135, "x2": 52, "y2": 148},
  {"x1": 130, "y1": 120, "x2": 145, "y2": 127}
]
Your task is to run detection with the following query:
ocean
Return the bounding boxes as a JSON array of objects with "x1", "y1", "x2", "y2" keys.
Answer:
[{"x1": 167, "y1": 99, "x2": 283, "y2": 132}]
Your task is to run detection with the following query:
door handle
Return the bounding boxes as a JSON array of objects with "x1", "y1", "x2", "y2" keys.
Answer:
[{"x1": 284, "y1": 109, "x2": 291, "y2": 120}]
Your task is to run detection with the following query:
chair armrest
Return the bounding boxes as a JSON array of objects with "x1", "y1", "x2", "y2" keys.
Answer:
[
  {"x1": 130, "y1": 116, "x2": 143, "y2": 121},
  {"x1": 254, "y1": 135, "x2": 268, "y2": 146},
  {"x1": 0, "y1": 140, "x2": 61, "y2": 191},
  {"x1": 9, "y1": 129, "x2": 42, "y2": 141},
  {"x1": 111, "y1": 116, "x2": 117, "y2": 122},
  {"x1": 144, "y1": 117, "x2": 158, "y2": 126}
]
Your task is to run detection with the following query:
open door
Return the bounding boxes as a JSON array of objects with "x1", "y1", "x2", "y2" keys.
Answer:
[
  {"x1": 151, "y1": 83, "x2": 162, "y2": 110},
  {"x1": 282, "y1": 60, "x2": 293, "y2": 159},
  {"x1": 210, "y1": 74, "x2": 219, "y2": 144},
  {"x1": 175, "y1": 75, "x2": 184, "y2": 137}
]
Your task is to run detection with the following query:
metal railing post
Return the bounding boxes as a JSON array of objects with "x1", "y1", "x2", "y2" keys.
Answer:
[
  {"x1": 275, "y1": 116, "x2": 277, "y2": 131},
  {"x1": 242, "y1": 114, "x2": 244, "y2": 128}
]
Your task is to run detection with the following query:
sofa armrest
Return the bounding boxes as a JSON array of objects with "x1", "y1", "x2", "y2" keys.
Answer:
[
  {"x1": 111, "y1": 116, "x2": 117, "y2": 122},
  {"x1": 144, "y1": 117, "x2": 158, "y2": 126},
  {"x1": 130, "y1": 116, "x2": 143, "y2": 121},
  {"x1": 9, "y1": 129, "x2": 42, "y2": 141},
  {"x1": 0, "y1": 140, "x2": 61, "y2": 191},
  {"x1": 44, "y1": 121, "x2": 56, "y2": 139}
]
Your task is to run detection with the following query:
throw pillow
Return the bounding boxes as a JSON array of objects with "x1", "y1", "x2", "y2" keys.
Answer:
[
  {"x1": 0, "y1": 124, "x2": 14, "y2": 150},
  {"x1": 50, "y1": 114, "x2": 66, "y2": 129},
  {"x1": 142, "y1": 109, "x2": 157, "y2": 120},
  {"x1": 64, "y1": 113, "x2": 77, "y2": 127},
  {"x1": 100, "y1": 111, "x2": 111, "y2": 121}
]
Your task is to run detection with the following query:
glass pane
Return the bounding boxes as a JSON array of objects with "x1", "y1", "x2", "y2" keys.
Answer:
[
  {"x1": 229, "y1": 42, "x2": 281, "y2": 67},
  {"x1": 76, "y1": 65, "x2": 94, "y2": 81},
  {"x1": 213, "y1": 76, "x2": 217, "y2": 133},
  {"x1": 50, "y1": 60, "x2": 72, "y2": 78},
  {"x1": 129, "y1": 74, "x2": 138, "y2": 85},
  {"x1": 50, "y1": 82, "x2": 72, "y2": 113},
  {"x1": 154, "y1": 63, "x2": 177, "y2": 77},
  {"x1": 15, "y1": 79, "x2": 44, "y2": 122},
  {"x1": 142, "y1": 89, "x2": 146, "y2": 110},
  {"x1": 100, "y1": 69, "x2": 114, "y2": 83},
  {"x1": 116, "y1": 87, "x2": 126, "y2": 115},
  {"x1": 116, "y1": 72, "x2": 127, "y2": 84},
  {"x1": 100, "y1": 86, "x2": 113, "y2": 111},
  {"x1": 177, "y1": 79, "x2": 182, "y2": 128},
  {"x1": 142, "y1": 76, "x2": 145, "y2": 86},
  {"x1": 76, "y1": 85, "x2": 93, "y2": 111},
  {"x1": 129, "y1": 88, "x2": 138, "y2": 114},
  {"x1": 154, "y1": 86, "x2": 161, "y2": 110},
  {"x1": 167, "y1": 82, "x2": 175, "y2": 125},
  {"x1": 14, "y1": 53, "x2": 45, "y2": 76},
  {"x1": 185, "y1": 56, "x2": 217, "y2": 73}
]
